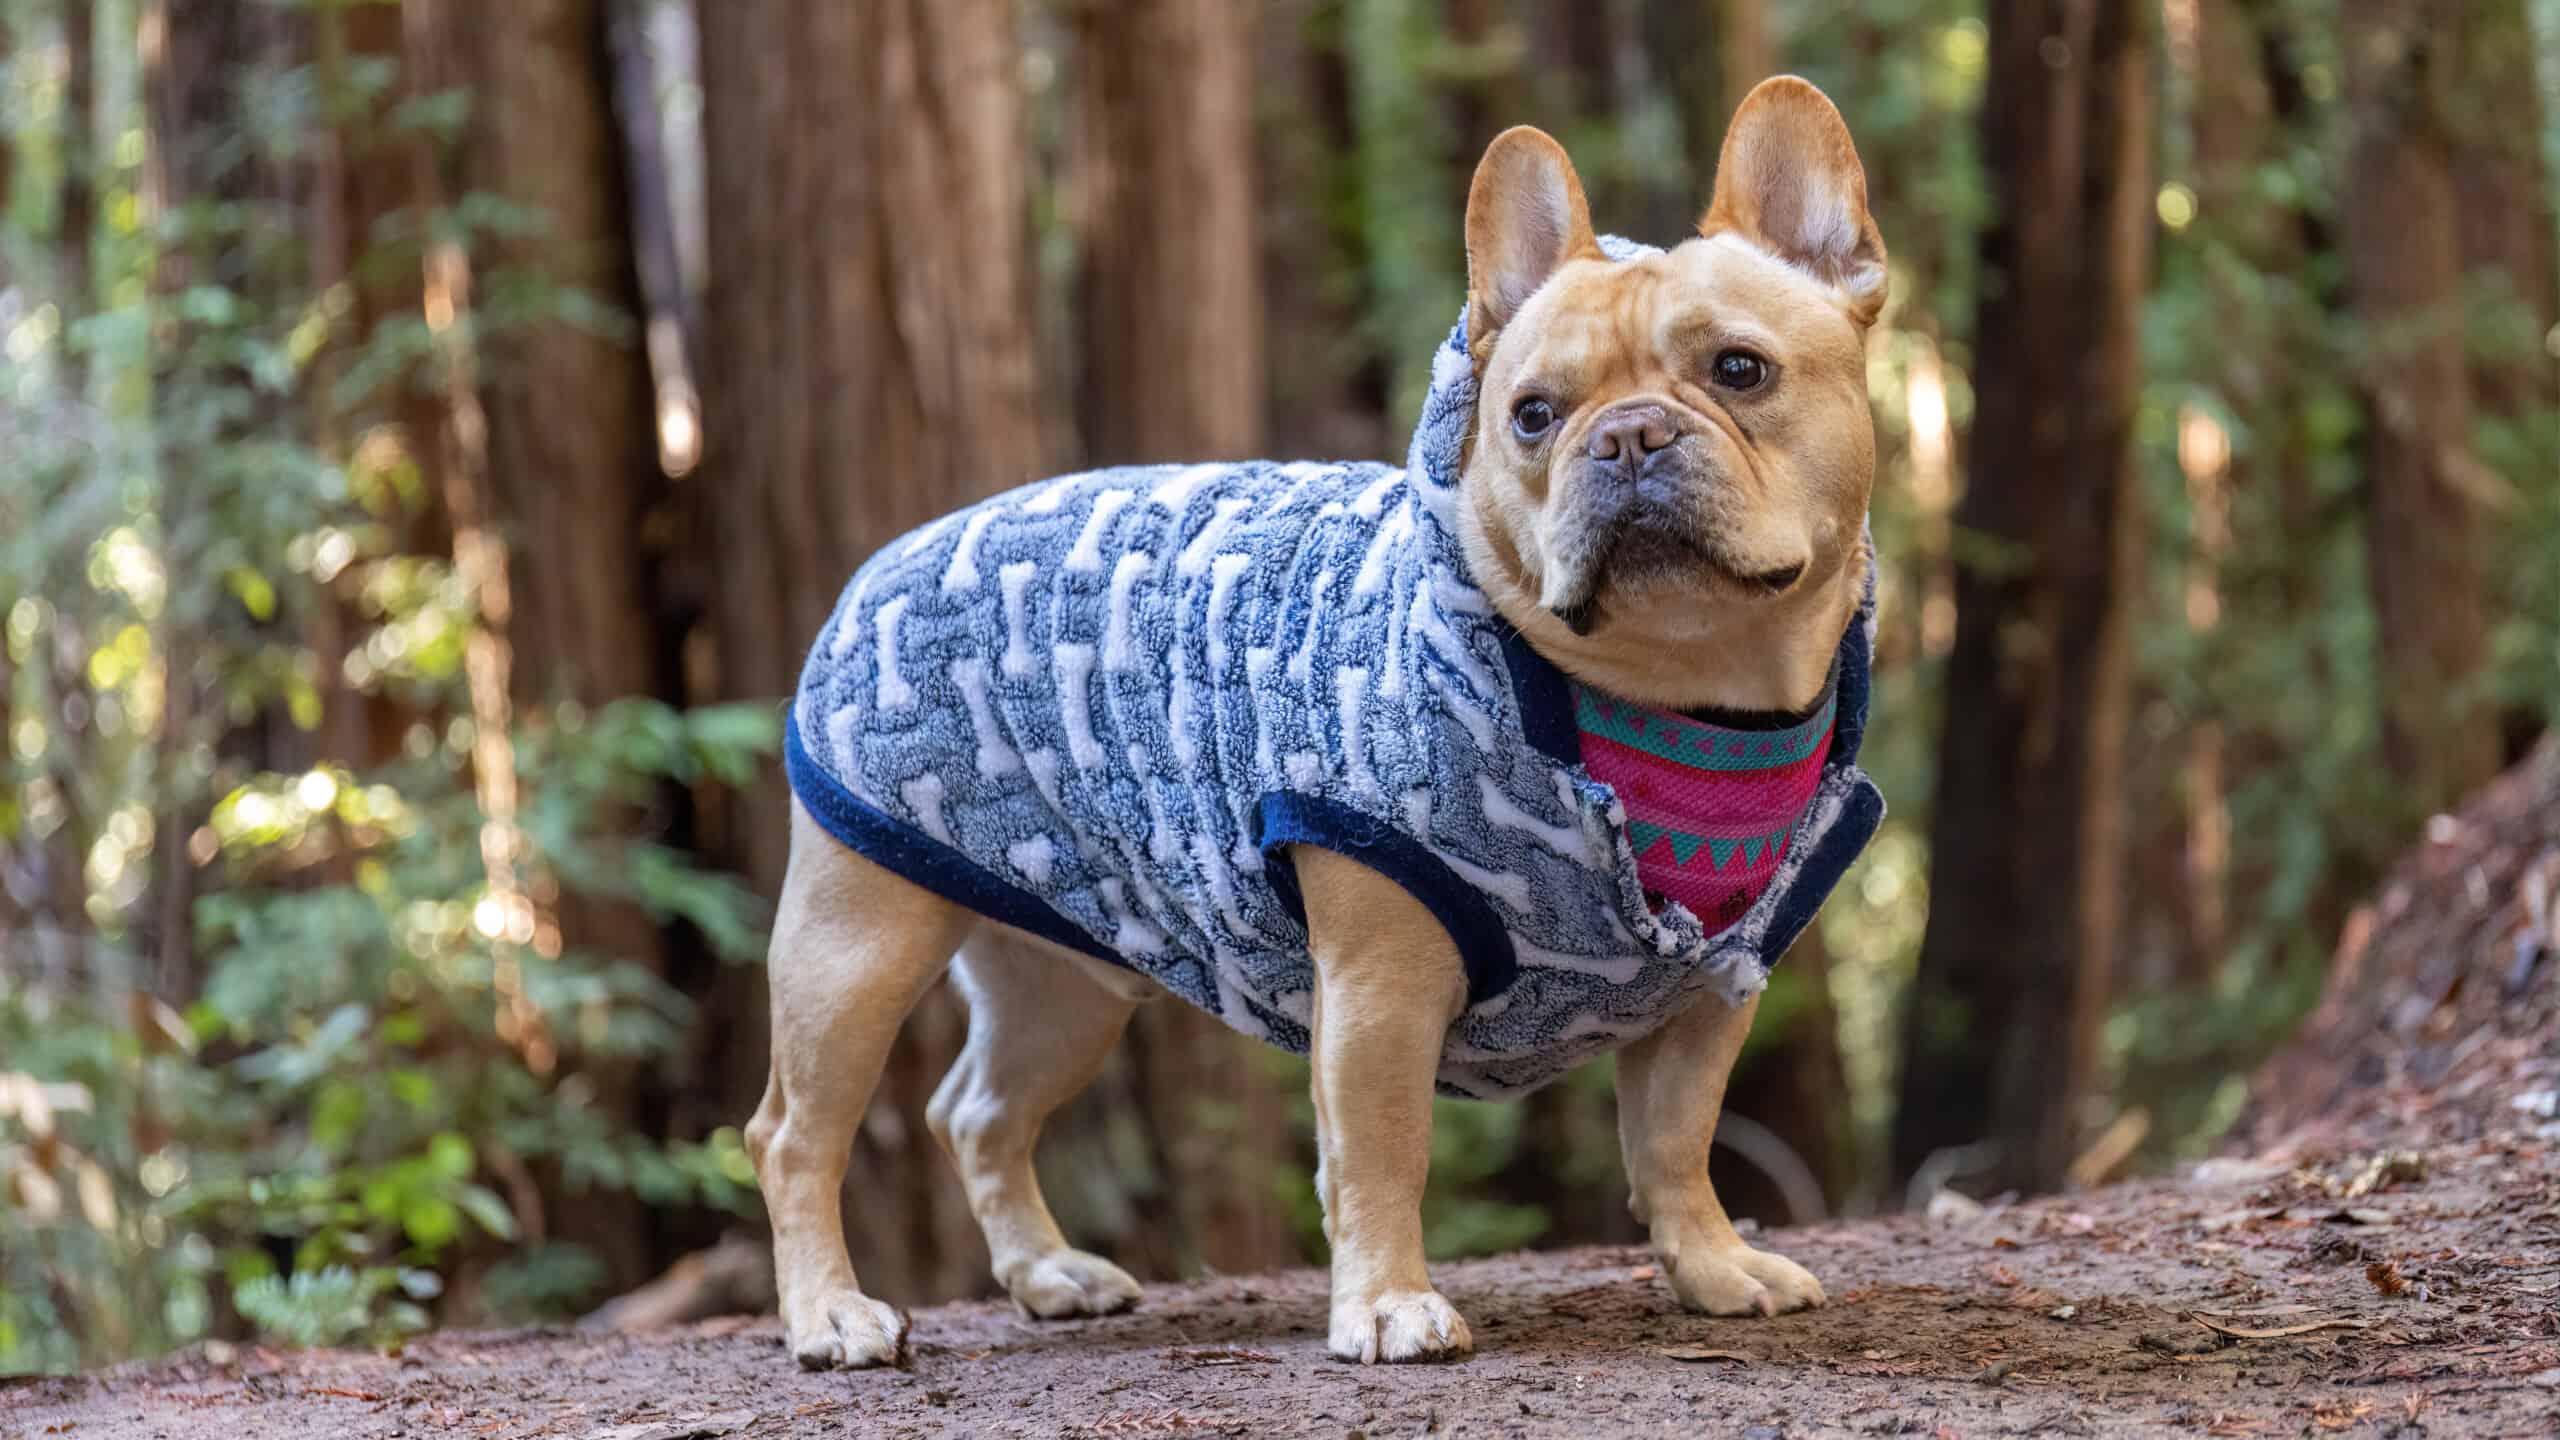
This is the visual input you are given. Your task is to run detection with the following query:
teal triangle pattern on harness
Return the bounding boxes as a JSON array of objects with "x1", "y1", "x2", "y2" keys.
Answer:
[
  {"x1": 1707, "y1": 836, "x2": 1741, "y2": 869},
  {"x1": 1627, "y1": 819, "x2": 1668, "y2": 857},
  {"x1": 1666, "y1": 831, "x2": 1709, "y2": 866},
  {"x1": 1577, "y1": 685, "x2": 1840, "y2": 772}
]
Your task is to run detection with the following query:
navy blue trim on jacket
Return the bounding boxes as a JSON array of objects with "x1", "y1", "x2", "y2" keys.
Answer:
[
  {"x1": 783, "y1": 707, "x2": 1128, "y2": 970},
  {"x1": 1253, "y1": 791, "x2": 1521, "y2": 1006},
  {"x1": 1493, "y1": 621, "x2": 1583, "y2": 766},
  {"x1": 1755, "y1": 776, "x2": 1882, "y2": 965}
]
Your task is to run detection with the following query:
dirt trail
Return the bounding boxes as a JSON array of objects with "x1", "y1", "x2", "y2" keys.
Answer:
[{"x1": 11, "y1": 1132, "x2": 2557, "y2": 1439}]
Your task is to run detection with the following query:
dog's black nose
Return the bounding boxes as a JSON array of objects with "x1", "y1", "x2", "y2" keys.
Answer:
[{"x1": 1584, "y1": 405, "x2": 1679, "y2": 462}]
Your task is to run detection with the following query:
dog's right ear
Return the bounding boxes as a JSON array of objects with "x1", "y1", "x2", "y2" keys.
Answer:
[{"x1": 1465, "y1": 127, "x2": 1602, "y2": 366}]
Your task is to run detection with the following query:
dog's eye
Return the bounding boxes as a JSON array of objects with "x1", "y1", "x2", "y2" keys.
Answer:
[
  {"x1": 1512, "y1": 397, "x2": 1556, "y2": 440},
  {"x1": 1711, "y1": 350, "x2": 1771, "y2": 391}
]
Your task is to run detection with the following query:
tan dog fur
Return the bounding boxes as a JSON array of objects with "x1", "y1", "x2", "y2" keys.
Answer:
[{"x1": 748, "y1": 76, "x2": 1884, "y2": 1368}]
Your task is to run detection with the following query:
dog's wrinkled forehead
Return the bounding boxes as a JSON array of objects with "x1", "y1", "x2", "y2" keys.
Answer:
[{"x1": 1494, "y1": 237, "x2": 1872, "y2": 393}]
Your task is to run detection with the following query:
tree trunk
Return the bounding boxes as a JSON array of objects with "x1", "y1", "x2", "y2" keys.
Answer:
[
  {"x1": 400, "y1": 0, "x2": 683, "y2": 1296},
  {"x1": 1066, "y1": 0, "x2": 1297, "y2": 1278},
  {"x1": 1072, "y1": 0, "x2": 1262, "y2": 465},
  {"x1": 1892, "y1": 0, "x2": 2154, "y2": 1196},
  {"x1": 140, "y1": 0, "x2": 309, "y2": 998},
  {"x1": 1641, "y1": 0, "x2": 1770, "y2": 212},
  {"x1": 695, "y1": 0, "x2": 1046, "y2": 1306},
  {"x1": 2449, "y1": 0, "x2": 2559, "y2": 432},
  {"x1": 2448, "y1": 0, "x2": 2558, "y2": 764},
  {"x1": 436, "y1": 0, "x2": 671, "y2": 718},
  {"x1": 2139, "y1": 0, "x2": 2282, "y2": 990},
  {"x1": 2340, "y1": 0, "x2": 2501, "y2": 818},
  {"x1": 1713, "y1": 0, "x2": 1774, "y2": 124},
  {"x1": 58, "y1": 0, "x2": 93, "y2": 311},
  {"x1": 1255, "y1": 0, "x2": 1387, "y2": 461}
]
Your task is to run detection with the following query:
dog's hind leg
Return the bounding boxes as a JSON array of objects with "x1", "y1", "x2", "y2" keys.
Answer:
[
  {"x1": 746, "y1": 799, "x2": 974, "y2": 1370},
  {"x1": 927, "y1": 927, "x2": 1146, "y2": 1318}
]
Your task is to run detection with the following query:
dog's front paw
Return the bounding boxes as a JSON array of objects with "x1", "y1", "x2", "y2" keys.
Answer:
[
  {"x1": 1005, "y1": 1248, "x2": 1142, "y2": 1319},
  {"x1": 786, "y1": 1289, "x2": 909, "y2": 1370},
  {"x1": 1665, "y1": 1241, "x2": 1826, "y2": 1317},
  {"x1": 1329, "y1": 1289, "x2": 1473, "y2": 1363}
]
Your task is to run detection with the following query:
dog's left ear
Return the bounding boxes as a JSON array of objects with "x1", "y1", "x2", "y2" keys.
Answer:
[{"x1": 1702, "y1": 77, "x2": 1889, "y2": 327}]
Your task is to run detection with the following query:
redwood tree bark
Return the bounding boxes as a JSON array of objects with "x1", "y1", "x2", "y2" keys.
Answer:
[
  {"x1": 1068, "y1": 0, "x2": 1297, "y2": 1279},
  {"x1": 696, "y1": 0, "x2": 1046, "y2": 1306},
  {"x1": 2341, "y1": 0, "x2": 2501, "y2": 816},
  {"x1": 436, "y1": 0, "x2": 670, "y2": 719},
  {"x1": 400, "y1": 0, "x2": 682, "y2": 1295},
  {"x1": 1892, "y1": 1, "x2": 2155, "y2": 1196},
  {"x1": 2450, "y1": 0, "x2": 2559, "y2": 434},
  {"x1": 2450, "y1": 0, "x2": 2560, "y2": 763},
  {"x1": 1713, "y1": 0, "x2": 1774, "y2": 124},
  {"x1": 1256, "y1": 0, "x2": 1386, "y2": 461},
  {"x1": 1072, "y1": 0, "x2": 1263, "y2": 465}
]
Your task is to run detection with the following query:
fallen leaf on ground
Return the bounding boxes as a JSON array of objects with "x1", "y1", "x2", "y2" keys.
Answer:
[
  {"x1": 2366, "y1": 1260, "x2": 2409, "y2": 1296},
  {"x1": 1657, "y1": 1346, "x2": 1750, "y2": 1364},
  {"x1": 2190, "y1": 1313, "x2": 2370, "y2": 1340}
]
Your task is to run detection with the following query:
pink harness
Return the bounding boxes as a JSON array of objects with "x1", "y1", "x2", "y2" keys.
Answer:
[{"x1": 1573, "y1": 686, "x2": 1837, "y2": 935}]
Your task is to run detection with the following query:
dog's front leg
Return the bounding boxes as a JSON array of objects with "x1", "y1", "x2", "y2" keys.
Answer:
[
  {"x1": 1296, "y1": 846, "x2": 1472, "y2": 1363},
  {"x1": 1616, "y1": 989, "x2": 1827, "y2": 1316}
]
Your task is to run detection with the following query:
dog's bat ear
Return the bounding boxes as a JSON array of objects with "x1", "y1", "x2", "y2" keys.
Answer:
[
  {"x1": 1465, "y1": 126, "x2": 1603, "y2": 364},
  {"x1": 1702, "y1": 76, "x2": 1889, "y2": 327}
]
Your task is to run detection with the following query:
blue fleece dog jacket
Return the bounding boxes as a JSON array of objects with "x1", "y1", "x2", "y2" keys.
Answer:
[{"x1": 786, "y1": 237, "x2": 1885, "y2": 1099}]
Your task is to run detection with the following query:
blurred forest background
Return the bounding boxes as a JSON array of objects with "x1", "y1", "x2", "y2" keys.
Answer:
[{"x1": 2, "y1": 0, "x2": 2554, "y2": 1375}]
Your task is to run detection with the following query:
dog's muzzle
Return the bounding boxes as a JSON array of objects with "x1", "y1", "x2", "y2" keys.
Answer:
[{"x1": 1541, "y1": 440, "x2": 1720, "y2": 636}]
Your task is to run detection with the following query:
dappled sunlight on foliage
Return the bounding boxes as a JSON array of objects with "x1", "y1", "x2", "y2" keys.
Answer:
[{"x1": 1, "y1": 0, "x2": 773, "y2": 1372}]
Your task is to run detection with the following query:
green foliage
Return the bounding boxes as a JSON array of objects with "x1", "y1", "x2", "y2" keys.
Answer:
[
  {"x1": 234, "y1": 1266, "x2": 434, "y2": 1350},
  {"x1": 1, "y1": 6, "x2": 772, "y2": 1374},
  {"x1": 1343, "y1": 0, "x2": 1469, "y2": 435}
]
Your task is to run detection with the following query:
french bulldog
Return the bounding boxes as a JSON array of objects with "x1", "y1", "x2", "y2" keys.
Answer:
[{"x1": 748, "y1": 74, "x2": 1886, "y2": 1369}]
